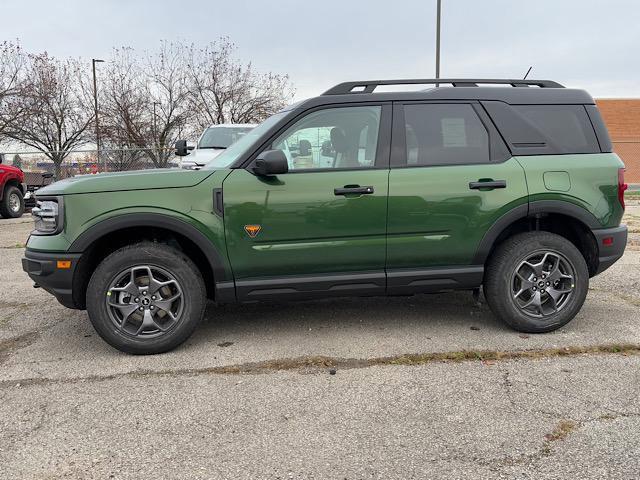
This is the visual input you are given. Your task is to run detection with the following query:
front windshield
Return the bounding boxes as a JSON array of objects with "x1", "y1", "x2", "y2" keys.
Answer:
[
  {"x1": 204, "y1": 112, "x2": 288, "y2": 169},
  {"x1": 198, "y1": 126, "x2": 254, "y2": 149}
]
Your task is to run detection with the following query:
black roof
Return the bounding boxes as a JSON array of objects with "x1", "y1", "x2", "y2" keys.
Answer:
[{"x1": 293, "y1": 79, "x2": 595, "y2": 108}]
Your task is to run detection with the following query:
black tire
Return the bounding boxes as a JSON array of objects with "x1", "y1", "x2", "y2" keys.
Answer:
[
  {"x1": 86, "y1": 242, "x2": 206, "y2": 354},
  {"x1": 484, "y1": 232, "x2": 589, "y2": 333},
  {"x1": 0, "y1": 185, "x2": 25, "y2": 218}
]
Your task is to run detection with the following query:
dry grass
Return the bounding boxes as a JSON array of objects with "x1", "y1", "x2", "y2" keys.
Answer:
[
  {"x1": 2, "y1": 343, "x2": 639, "y2": 388},
  {"x1": 541, "y1": 419, "x2": 578, "y2": 455}
]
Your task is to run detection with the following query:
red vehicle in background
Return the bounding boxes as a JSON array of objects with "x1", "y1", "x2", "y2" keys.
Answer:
[{"x1": 0, "y1": 153, "x2": 27, "y2": 218}]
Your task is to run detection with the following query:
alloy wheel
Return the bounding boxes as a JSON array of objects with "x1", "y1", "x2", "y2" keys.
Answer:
[
  {"x1": 105, "y1": 265, "x2": 184, "y2": 338},
  {"x1": 511, "y1": 250, "x2": 576, "y2": 318}
]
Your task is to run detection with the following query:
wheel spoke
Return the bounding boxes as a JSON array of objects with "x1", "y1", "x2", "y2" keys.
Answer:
[
  {"x1": 544, "y1": 290, "x2": 559, "y2": 312},
  {"x1": 521, "y1": 290, "x2": 542, "y2": 314},
  {"x1": 107, "y1": 301, "x2": 139, "y2": 330},
  {"x1": 134, "y1": 310, "x2": 165, "y2": 334},
  {"x1": 109, "y1": 281, "x2": 139, "y2": 298},
  {"x1": 154, "y1": 292, "x2": 181, "y2": 315},
  {"x1": 543, "y1": 254, "x2": 558, "y2": 276},
  {"x1": 522, "y1": 261, "x2": 541, "y2": 276},
  {"x1": 513, "y1": 288, "x2": 528, "y2": 299},
  {"x1": 149, "y1": 279, "x2": 179, "y2": 296},
  {"x1": 526, "y1": 252, "x2": 550, "y2": 276},
  {"x1": 549, "y1": 285, "x2": 573, "y2": 295}
]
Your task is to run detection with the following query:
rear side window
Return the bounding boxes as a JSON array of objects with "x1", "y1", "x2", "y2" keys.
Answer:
[
  {"x1": 513, "y1": 105, "x2": 598, "y2": 154},
  {"x1": 403, "y1": 104, "x2": 490, "y2": 166},
  {"x1": 482, "y1": 101, "x2": 600, "y2": 155}
]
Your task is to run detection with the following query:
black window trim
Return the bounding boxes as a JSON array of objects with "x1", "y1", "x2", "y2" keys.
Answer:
[
  {"x1": 241, "y1": 102, "x2": 393, "y2": 174},
  {"x1": 390, "y1": 100, "x2": 511, "y2": 169},
  {"x1": 584, "y1": 104, "x2": 612, "y2": 153}
]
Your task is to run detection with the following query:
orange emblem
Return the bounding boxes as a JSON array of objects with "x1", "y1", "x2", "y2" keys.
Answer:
[{"x1": 244, "y1": 225, "x2": 262, "y2": 238}]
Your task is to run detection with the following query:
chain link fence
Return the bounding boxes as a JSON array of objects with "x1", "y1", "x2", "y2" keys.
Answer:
[{"x1": 2, "y1": 147, "x2": 180, "y2": 186}]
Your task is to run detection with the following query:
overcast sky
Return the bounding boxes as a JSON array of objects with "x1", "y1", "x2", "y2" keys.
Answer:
[{"x1": 3, "y1": 0, "x2": 639, "y2": 100}]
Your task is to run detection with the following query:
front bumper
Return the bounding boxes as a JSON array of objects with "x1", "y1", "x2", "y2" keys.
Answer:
[
  {"x1": 22, "y1": 249, "x2": 82, "y2": 309},
  {"x1": 593, "y1": 225, "x2": 628, "y2": 275}
]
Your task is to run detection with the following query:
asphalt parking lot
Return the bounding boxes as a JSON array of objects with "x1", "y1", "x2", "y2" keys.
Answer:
[{"x1": 1, "y1": 207, "x2": 639, "y2": 479}]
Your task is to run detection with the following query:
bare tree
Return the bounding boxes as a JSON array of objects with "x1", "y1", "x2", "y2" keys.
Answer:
[
  {"x1": 186, "y1": 38, "x2": 293, "y2": 130},
  {"x1": 0, "y1": 41, "x2": 27, "y2": 142},
  {"x1": 103, "y1": 147, "x2": 146, "y2": 172},
  {"x1": 3, "y1": 38, "x2": 293, "y2": 174},
  {"x1": 100, "y1": 48, "x2": 152, "y2": 166},
  {"x1": 8, "y1": 53, "x2": 93, "y2": 178},
  {"x1": 102, "y1": 44, "x2": 192, "y2": 168}
]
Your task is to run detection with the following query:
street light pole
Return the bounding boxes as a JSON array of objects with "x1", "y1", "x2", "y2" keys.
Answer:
[
  {"x1": 435, "y1": 0, "x2": 442, "y2": 82},
  {"x1": 152, "y1": 101, "x2": 159, "y2": 162},
  {"x1": 92, "y1": 59, "x2": 105, "y2": 172}
]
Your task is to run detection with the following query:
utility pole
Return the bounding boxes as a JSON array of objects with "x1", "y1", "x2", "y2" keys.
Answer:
[
  {"x1": 152, "y1": 101, "x2": 159, "y2": 163},
  {"x1": 435, "y1": 0, "x2": 442, "y2": 81},
  {"x1": 92, "y1": 59, "x2": 105, "y2": 172}
]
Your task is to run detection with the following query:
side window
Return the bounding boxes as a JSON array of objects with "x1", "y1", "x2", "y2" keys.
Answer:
[
  {"x1": 403, "y1": 104, "x2": 490, "y2": 166},
  {"x1": 270, "y1": 106, "x2": 381, "y2": 171},
  {"x1": 512, "y1": 105, "x2": 598, "y2": 153}
]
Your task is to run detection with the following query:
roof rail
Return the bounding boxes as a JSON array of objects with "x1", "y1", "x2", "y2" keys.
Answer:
[{"x1": 322, "y1": 78, "x2": 564, "y2": 95}]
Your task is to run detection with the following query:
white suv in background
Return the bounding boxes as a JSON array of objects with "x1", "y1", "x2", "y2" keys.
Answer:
[{"x1": 175, "y1": 124, "x2": 256, "y2": 170}]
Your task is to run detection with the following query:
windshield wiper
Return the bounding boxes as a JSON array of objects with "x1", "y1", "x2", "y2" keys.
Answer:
[{"x1": 198, "y1": 145, "x2": 228, "y2": 150}]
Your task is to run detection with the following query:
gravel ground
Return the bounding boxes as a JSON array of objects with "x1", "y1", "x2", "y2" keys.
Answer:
[{"x1": 0, "y1": 207, "x2": 639, "y2": 479}]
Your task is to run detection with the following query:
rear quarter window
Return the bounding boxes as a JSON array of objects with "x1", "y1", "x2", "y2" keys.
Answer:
[
  {"x1": 513, "y1": 105, "x2": 598, "y2": 154},
  {"x1": 482, "y1": 101, "x2": 600, "y2": 155}
]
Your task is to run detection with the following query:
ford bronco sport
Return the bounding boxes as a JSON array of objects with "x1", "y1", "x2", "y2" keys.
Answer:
[{"x1": 22, "y1": 79, "x2": 628, "y2": 354}]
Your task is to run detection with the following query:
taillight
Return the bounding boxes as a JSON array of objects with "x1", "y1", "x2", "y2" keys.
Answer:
[{"x1": 618, "y1": 168, "x2": 628, "y2": 210}]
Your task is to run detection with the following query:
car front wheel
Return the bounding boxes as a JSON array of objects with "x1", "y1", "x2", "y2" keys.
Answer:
[{"x1": 86, "y1": 242, "x2": 206, "y2": 354}]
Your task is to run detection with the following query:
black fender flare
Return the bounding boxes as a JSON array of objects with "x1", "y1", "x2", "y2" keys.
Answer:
[
  {"x1": 69, "y1": 213, "x2": 235, "y2": 302},
  {"x1": 472, "y1": 200, "x2": 601, "y2": 264}
]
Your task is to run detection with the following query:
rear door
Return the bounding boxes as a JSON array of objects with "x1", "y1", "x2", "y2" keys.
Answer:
[
  {"x1": 223, "y1": 104, "x2": 392, "y2": 300},
  {"x1": 386, "y1": 101, "x2": 528, "y2": 293}
]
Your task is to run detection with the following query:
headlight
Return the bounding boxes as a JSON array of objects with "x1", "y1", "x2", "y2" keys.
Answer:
[{"x1": 31, "y1": 197, "x2": 63, "y2": 235}]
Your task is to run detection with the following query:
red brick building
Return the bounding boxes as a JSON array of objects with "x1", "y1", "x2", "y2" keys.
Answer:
[{"x1": 596, "y1": 99, "x2": 640, "y2": 183}]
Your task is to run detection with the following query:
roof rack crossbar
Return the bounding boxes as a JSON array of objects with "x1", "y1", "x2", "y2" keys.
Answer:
[{"x1": 322, "y1": 78, "x2": 564, "y2": 95}]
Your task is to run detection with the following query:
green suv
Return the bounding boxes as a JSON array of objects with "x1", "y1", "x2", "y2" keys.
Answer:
[{"x1": 23, "y1": 79, "x2": 628, "y2": 354}]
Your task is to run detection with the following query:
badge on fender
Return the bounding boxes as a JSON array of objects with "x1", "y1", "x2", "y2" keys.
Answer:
[{"x1": 244, "y1": 225, "x2": 262, "y2": 238}]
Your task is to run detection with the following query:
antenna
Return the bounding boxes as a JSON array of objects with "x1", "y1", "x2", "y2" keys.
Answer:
[{"x1": 523, "y1": 66, "x2": 533, "y2": 80}]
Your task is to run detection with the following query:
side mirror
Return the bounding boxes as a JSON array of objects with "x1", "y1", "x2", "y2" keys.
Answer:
[
  {"x1": 175, "y1": 140, "x2": 194, "y2": 157},
  {"x1": 252, "y1": 150, "x2": 288, "y2": 176}
]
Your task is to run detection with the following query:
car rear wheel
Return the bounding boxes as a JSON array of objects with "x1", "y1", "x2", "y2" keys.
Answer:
[
  {"x1": 86, "y1": 242, "x2": 206, "y2": 354},
  {"x1": 0, "y1": 186, "x2": 25, "y2": 218},
  {"x1": 484, "y1": 232, "x2": 589, "y2": 333}
]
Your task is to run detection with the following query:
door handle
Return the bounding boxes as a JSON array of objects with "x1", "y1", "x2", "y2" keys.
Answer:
[
  {"x1": 469, "y1": 180, "x2": 507, "y2": 190},
  {"x1": 334, "y1": 185, "x2": 374, "y2": 196}
]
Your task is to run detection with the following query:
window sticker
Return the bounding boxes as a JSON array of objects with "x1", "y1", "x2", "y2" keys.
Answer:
[{"x1": 441, "y1": 118, "x2": 467, "y2": 147}]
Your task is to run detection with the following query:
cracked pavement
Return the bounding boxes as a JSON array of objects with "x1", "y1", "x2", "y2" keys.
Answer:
[{"x1": 0, "y1": 206, "x2": 639, "y2": 479}]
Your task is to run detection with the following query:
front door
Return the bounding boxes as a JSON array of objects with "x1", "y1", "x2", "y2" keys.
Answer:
[{"x1": 223, "y1": 104, "x2": 391, "y2": 300}]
